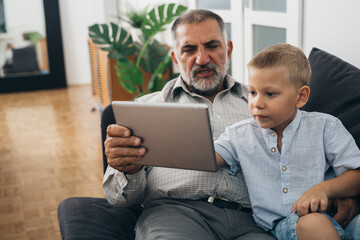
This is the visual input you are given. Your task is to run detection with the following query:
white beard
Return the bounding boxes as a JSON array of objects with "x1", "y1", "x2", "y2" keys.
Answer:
[{"x1": 177, "y1": 54, "x2": 230, "y2": 96}]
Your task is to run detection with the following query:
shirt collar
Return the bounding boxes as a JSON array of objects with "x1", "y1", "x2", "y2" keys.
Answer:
[
  {"x1": 170, "y1": 74, "x2": 248, "y2": 101},
  {"x1": 261, "y1": 109, "x2": 302, "y2": 137}
]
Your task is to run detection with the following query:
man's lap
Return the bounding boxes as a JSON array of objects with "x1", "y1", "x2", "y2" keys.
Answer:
[
  {"x1": 58, "y1": 197, "x2": 141, "y2": 240},
  {"x1": 136, "y1": 199, "x2": 274, "y2": 240},
  {"x1": 58, "y1": 197, "x2": 276, "y2": 240}
]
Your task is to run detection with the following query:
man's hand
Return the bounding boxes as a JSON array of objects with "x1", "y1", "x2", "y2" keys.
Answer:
[
  {"x1": 329, "y1": 198, "x2": 360, "y2": 228},
  {"x1": 104, "y1": 124, "x2": 146, "y2": 174}
]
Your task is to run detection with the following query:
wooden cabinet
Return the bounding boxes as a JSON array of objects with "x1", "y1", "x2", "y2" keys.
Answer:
[
  {"x1": 36, "y1": 38, "x2": 49, "y2": 72},
  {"x1": 88, "y1": 39, "x2": 137, "y2": 109},
  {"x1": 88, "y1": 39, "x2": 172, "y2": 110}
]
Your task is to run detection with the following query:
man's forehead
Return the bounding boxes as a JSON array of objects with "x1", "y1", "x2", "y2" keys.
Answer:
[
  {"x1": 178, "y1": 37, "x2": 222, "y2": 46},
  {"x1": 175, "y1": 21, "x2": 224, "y2": 46}
]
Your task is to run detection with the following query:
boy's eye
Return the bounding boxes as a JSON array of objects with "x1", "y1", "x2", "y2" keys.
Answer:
[
  {"x1": 249, "y1": 91, "x2": 256, "y2": 96},
  {"x1": 267, "y1": 92, "x2": 277, "y2": 97}
]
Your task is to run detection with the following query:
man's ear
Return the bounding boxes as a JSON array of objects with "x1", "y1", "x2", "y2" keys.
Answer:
[
  {"x1": 171, "y1": 51, "x2": 178, "y2": 65},
  {"x1": 296, "y1": 85, "x2": 310, "y2": 109},
  {"x1": 227, "y1": 40, "x2": 233, "y2": 60}
]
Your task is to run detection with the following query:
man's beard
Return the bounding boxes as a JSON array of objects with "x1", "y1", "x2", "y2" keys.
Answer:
[{"x1": 179, "y1": 57, "x2": 230, "y2": 96}]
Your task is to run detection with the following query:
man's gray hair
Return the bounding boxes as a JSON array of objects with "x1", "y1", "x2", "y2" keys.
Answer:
[{"x1": 171, "y1": 9, "x2": 227, "y2": 45}]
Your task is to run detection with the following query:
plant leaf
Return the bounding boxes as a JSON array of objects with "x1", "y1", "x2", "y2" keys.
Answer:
[
  {"x1": 138, "y1": 39, "x2": 168, "y2": 73},
  {"x1": 89, "y1": 24, "x2": 111, "y2": 45},
  {"x1": 147, "y1": 55, "x2": 172, "y2": 92},
  {"x1": 114, "y1": 28, "x2": 136, "y2": 57},
  {"x1": 141, "y1": 4, "x2": 187, "y2": 38},
  {"x1": 115, "y1": 59, "x2": 144, "y2": 94},
  {"x1": 89, "y1": 23, "x2": 136, "y2": 59},
  {"x1": 111, "y1": 22, "x2": 118, "y2": 42}
]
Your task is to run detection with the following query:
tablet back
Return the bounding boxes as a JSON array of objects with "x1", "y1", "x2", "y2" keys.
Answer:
[{"x1": 112, "y1": 101, "x2": 217, "y2": 172}]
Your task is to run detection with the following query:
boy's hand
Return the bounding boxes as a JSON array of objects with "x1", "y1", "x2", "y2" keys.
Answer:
[{"x1": 291, "y1": 184, "x2": 329, "y2": 216}]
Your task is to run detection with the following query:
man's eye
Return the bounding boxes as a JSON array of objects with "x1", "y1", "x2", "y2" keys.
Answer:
[
  {"x1": 207, "y1": 45, "x2": 219, "y2": 49},
  {"x1": 182, "y1": 47, "x2": 195, "y2": 53}
]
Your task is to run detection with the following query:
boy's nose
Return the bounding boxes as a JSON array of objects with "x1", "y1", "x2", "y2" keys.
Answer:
[{"x1": 254, "y1": 96, "x2": 265, "y2": 109}]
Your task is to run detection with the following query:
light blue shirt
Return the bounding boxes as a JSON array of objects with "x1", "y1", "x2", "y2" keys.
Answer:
[{"x1": 214, "y1": 110, "x2": 360, "y2": 231}]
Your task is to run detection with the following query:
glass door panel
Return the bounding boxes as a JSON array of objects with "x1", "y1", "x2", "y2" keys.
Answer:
[
  {"x1": 243, "y1": 0, "x2": 303, "y2": 84},
  {"x1": 198, "y1": 0, "x2": 231, "y2": 10},
  {"x1": 253, "y1": 25, "x2": 286, "y2": 55},
  {"x1": 253, "y1": 0, "x2": 286, "y2": 12}
]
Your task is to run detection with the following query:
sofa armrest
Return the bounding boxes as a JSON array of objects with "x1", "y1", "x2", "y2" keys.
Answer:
[{"x1": 101, "y1": 104, "x2": 115, "y2": 174}]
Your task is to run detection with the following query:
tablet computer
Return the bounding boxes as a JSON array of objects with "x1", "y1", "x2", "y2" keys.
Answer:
[{"x1": 112, "y1": 101, "x2": 217, "y2": 172}]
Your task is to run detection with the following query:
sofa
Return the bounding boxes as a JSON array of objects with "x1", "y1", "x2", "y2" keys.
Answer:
[{"x1": 57, "y1": 47, "x2": 360, "y2": 239}]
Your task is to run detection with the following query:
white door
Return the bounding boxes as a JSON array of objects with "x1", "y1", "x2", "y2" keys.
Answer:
[{"x1": 243, "y1": 0, "x2": 303, "y2": 83}]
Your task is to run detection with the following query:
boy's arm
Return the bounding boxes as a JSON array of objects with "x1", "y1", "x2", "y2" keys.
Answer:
[
  {"x1": 216, "y1": 152, "x2": 228, "y2": 167},
  {"x1": 291, "y1": 168, "x2": 360, "y2": 216}
]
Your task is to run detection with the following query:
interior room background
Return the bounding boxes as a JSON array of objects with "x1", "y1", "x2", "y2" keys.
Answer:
[{"x1": 1, "y1": 0, "x2": 359, "y2": 88}]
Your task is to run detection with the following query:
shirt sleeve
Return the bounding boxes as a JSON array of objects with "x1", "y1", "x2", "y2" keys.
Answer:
[
  {"x1": 102, "y1": 166, "x2": 147, "y2": 207},
  {"x1": 325, "y1": 117, "x2": 360, "y2": 176},
  {"x1": 214, "y1": 128, "x2": 241, "y2": 175}
]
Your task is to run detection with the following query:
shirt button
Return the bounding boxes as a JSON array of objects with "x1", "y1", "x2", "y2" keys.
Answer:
[
  {"x1": 270, "y1": 132, "x2": 276, "y2": 137},
  {"x1": 283, "y1": 188, "x2": 288, "y2": 193},
  {"x1": 271, "y1": 148, "x2": 276, "y2": 153},
  {"x1": 282, "y1": 166, "x2": 287, "y2": 171}
]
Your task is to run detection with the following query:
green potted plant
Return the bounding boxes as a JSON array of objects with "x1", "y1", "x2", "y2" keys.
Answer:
[{"x1": 88, "y1": 3, "x2": 187, "y2": 97}]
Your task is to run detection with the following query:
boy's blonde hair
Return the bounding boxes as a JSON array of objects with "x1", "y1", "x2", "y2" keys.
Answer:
[{"x1": 247, "y1": 43, "x2": 311, "y2": 88}]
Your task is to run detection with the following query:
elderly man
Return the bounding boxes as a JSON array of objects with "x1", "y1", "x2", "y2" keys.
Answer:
[
  {"x1": 103, "y1": 9, "x2": 272, "y2": 239},
  {"x1": 58, "y1": 9, "x2": 358, "y2": 240}
]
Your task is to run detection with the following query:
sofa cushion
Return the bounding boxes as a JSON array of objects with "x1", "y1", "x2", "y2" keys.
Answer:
[{"x1": 301, "y1": 47, "x2": 360, "y2": 148}]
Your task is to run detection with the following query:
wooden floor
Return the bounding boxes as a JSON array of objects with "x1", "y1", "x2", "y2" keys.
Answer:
[{"x1": 0, "y1": 85, "x2": 105, "y2": 240}]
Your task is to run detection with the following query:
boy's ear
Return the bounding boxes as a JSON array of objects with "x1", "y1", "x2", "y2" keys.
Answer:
[{"x1": 296, "y1": 85, "x2": 310, "y2": 109}]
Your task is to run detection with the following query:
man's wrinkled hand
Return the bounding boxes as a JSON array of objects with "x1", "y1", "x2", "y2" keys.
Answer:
[
  {"x1": 104, "y1": 124, "x2": 146, "y2": 174},
  {"x1": 331, "y1": 198, "x2": 359, "y2": 228}
]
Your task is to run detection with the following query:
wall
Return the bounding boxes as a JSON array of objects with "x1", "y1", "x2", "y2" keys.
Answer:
[
  {"x1": 59, "y1": 0, "x2": 186, "y2": 86},
  {"x1": 60, "y1": 0, "x2": 360, "y2": 85},
  {"x1": 303, "y1": 0, "x2": 360, "y2": 68},
  {"x1": 59, "y1": 0, "x2": 105, "y2": 86}
]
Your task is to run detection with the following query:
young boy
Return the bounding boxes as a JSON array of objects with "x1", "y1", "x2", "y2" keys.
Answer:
[{"x1": 214, "y1": 43, "x2": 360, "y2": 240}]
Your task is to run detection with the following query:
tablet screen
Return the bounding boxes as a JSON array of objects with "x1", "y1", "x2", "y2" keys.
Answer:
[{"x1": 112, "y1": 101, "x2": 217, "y2": 171}]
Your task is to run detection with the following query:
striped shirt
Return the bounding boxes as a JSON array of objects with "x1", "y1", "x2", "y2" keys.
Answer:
[{"x1": 103, "y1": 75, "x2": 252, "y2": 207}]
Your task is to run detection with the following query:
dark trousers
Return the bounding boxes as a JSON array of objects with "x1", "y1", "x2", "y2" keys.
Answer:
[
  {"x1": 136, "y1": 199, "x2": 274, "y2": 240},
  {"x1": 58, "y1": 197, "x2": 142, "y2": 239}
]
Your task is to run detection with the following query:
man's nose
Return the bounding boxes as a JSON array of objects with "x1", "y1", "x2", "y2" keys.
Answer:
[{"x1": 195, "y1": 48, "x2": 210, "y2": 65}]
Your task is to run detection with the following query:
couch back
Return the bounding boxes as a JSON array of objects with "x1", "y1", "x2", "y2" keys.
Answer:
[{"x1": 301, "y1": 48, "x2": 360, "y2": 149}]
